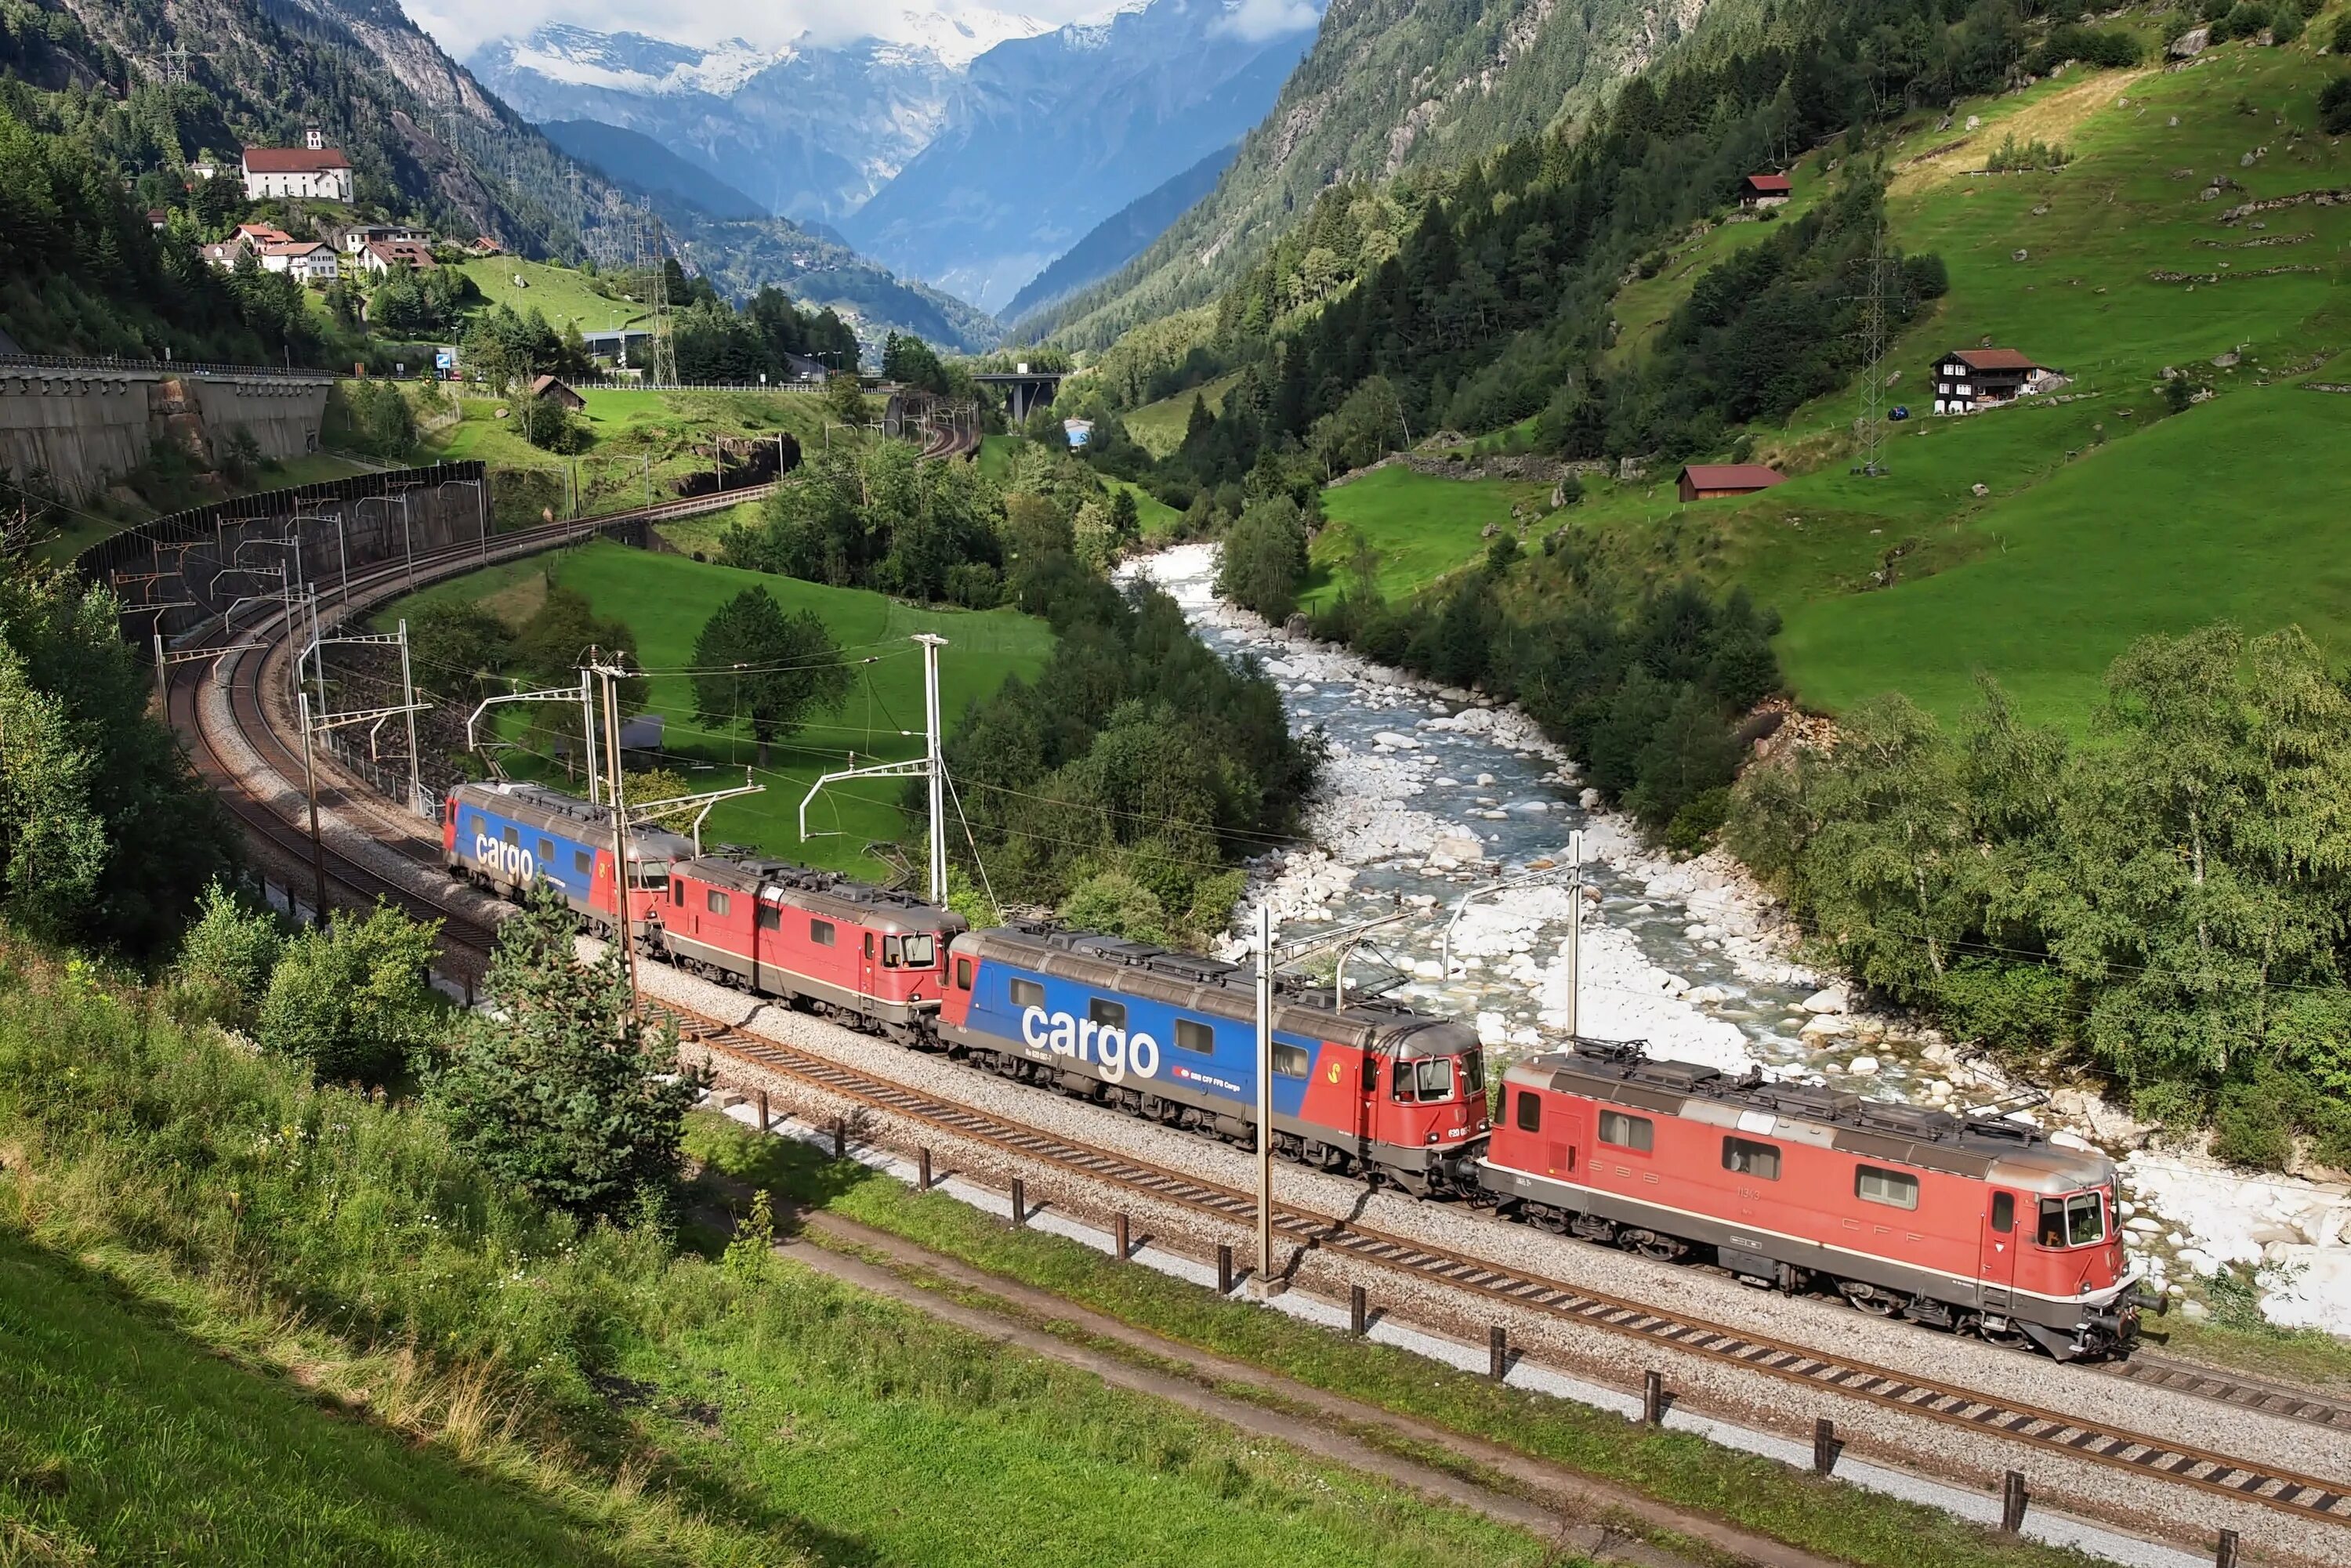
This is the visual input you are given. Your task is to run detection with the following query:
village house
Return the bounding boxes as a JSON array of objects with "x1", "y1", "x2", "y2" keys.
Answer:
[
  {"x1": 241, "y1": 130, "x2": 354, "y2": 202},
  {"x1": 1739, "y1": 172, "x2": 1792, "y2": 208},
  {"x1": 234, "y1": 223, "x2": 293, "y2": 247},
  {"x1": 360, "y1": 238, "x2": 438, "y2": 274},
  {"x1": 530, "y1": 375, "x2": 587, "y2": 411},
  {"x1": 466, "y1": 235, "x2": 505, "y2": 257},
  {"x1": 199, "y1": 240, "x2": 243, "y2": 269},
  {"x1": 1932, "y1": 347, "x2": 2049, "y2": 414},
  {"x1": 1677, "y1": 462, "x2": 1788, "y2": 502},
  {"x1": 260, "y1": 241, "x2": 340, "y2": 283},
  {"x1": 342, "y1": 223, "x2": 431, "y2": 255}
]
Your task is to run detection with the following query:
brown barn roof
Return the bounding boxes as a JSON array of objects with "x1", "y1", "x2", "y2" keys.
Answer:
[
  {"x1": 242, "y1": 147, "x2": 353, "y2": 173},
  {"x1": 1680, "y1": 463, "x2": 1788, "y2": 493},
  {"x1": 1952, "y1": 347, "x2": 2040, "y2": 371},
  {"x1": 1744, "y1": 172, "x2": 1792, "y2": 193}
]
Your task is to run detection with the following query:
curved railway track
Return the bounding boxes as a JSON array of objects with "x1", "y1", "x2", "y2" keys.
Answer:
[{"x1": 172, "y1": 473, "x2": 2351, "y2": 1548}]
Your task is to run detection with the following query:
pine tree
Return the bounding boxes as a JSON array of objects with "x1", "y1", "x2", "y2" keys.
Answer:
[{"x1": 428, "y1": 884, "x2": 711, "y2": 1220}]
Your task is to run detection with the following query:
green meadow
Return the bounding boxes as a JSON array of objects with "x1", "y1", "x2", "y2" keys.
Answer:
[
  {"x1": 382, "y1": 541, "x2": 1053, "y2": 874},
  {"x1": 1319, "y1": 31, "x2": 2351, "y2": 726}
]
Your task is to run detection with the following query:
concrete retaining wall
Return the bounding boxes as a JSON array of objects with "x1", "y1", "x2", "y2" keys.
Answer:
[{"x1": 0, "y1": 366, "x2": 331, "y2": 500}]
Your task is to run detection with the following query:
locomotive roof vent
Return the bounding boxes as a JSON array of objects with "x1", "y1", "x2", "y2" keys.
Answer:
[
  {"x1": 1748, "y1": 1083, "x2": 1854, "y2": 1119},
  {"x1": 1567, "y1": 1037, "x2": 1650, "y2": 1066},
  {"x1": 1143, "y1": 953, "x2": 1241, "y2": 983},
  {"x1": 1853, "y1": 1101, "x2": 1956, "y2": 1141},
  {"x1": 1626, "y1": 1060, "x2": 1719, "y2": 1092},
  {"x1": 1961, "y1": 1117, "x2": 2045, "y2": 1146}
]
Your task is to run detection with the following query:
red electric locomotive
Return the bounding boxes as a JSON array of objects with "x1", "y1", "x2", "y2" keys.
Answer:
[
  {"x1": 1480, "y1": 1040, "x2": 2150, "y2": 1360},
  {"x1": 648, "y1": 855, "x2": 967, "y2": 1040}
]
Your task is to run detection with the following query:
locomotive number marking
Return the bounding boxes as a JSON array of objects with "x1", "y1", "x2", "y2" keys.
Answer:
[
  {"x1": 1020, "y1": 1005, "x2": 1162, "y2": 1085},
  {"x1": 474, "y1": 833, "x2": 537, "y2": 882}
]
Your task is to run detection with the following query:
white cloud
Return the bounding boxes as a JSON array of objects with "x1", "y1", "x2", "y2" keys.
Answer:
[
  {"x1": 405, "y1": 0, "x2": 1081, "y2": 61},
  {"x1": 1213, "y1": 0, "x2": 1317, "y2": 42}
]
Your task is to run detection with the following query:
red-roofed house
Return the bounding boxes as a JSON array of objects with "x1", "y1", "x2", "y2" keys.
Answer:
[
  {"x1": 1739, "y1": 172, "x2": 1792, "y2": 208},
  {"x1": 234, "y1": 222, "x2": 293, "y2": 247},
  {"x1": 1678, "y1": 463, "x2": 1788, "y2": 502},
  {"x1": 241, "y1": 129, "x2": 353, "y2": 201},
  {"x1": 360, "y1": 238, "x2": 438, "y2": 273},
  {"x1": 1933, "y1": 347, "x2": 2047, "y2": 414}
]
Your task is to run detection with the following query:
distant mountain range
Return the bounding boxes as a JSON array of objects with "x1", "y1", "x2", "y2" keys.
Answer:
[
  {"x1": 999, "y1": 143, "x2": 1235, "y2": 328},
  {"x1": 470, "y1": 16, "x2": 1047, "y2": 227},
  {"x1": 466, "y1": 0, "x2": 1319, "y2": 316}
]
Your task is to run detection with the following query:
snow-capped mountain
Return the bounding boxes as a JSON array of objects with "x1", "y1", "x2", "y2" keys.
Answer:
[
  {"x1": 469, "y1": 11, "x2": 1050, "y2": 224},
  {"x1": 843, "y1": 0, "x2": 1318, "y2": 311},
  {"x1": 469, "y1": 0, "x2": 1318, "y2": 315}
]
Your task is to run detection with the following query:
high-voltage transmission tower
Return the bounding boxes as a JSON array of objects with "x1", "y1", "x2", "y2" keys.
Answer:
[
  {"x1": 643, "y1": 214, "x2": 679, "y2": 389},
  {"x1": 1852, "y1": 225, "x2": 1892, "y2": 478}
]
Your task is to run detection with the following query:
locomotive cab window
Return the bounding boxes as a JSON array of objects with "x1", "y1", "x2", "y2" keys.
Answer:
[
  {"x1": 1174, "y1": 1019, "x2": 1215, "y2": 1057},
  {"x1": 810, "y1": 918, "x2": 836, "y2": 947},
  {"x1": 1394, "y1": 1056, "x2": 1454, "y2": 1103},
  {"x1": 883, "y1": 936, "x2": 903, "y2": 967},
  {"x1": 1516, "y1": 1090, "x2": 1542, "y2": 1132},
  {"x1": 1009, "y1": 978, "x2": 1045, "y2": 1011},
  {"x1": 631, "y1": 865, "x2": 666, "y2": 890},
  {"x1": 1087, "y1": 998, "x2": 1126, "y2": 1031},
  {"x1": 671, "y1": 880, "x2": 685, "y2": 907},
  {"x1": 2039, "y1": 1193, "x2": 2106, "y2": 1248},
  {"x1": 955, "y1": 958, "x2": 973, "y2": 990},
  {"x1": 705, "y1": 889, "x2": 730, "y2": 917},
  {"x1": 1458, "y1": 1050, "x2": 1484, "y2": 1096},
  {"x1": 1855, "y1": 1165, "x2": 1919, "y2": 1210},
  {"x1": 900, "y1": 932, "x2": 936, "y2": 968},
  {"x1": 1991, "y1": 1193, "x2": 2014, "y2": 1233},
  {"x1": 1271, "y1": 1042, "x2": 1310, "y2": 1078},
  {"x1": 1722, "y1": 1137, "x2": 1781, "y2": 1180},
  {"x1": 1598, "y1": 1110, "x2": 1654, "y2": 1152}
]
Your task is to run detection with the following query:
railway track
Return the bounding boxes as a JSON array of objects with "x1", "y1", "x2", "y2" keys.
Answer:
[
  {"x1": 653, "y1": 996, "x2": 2351, "y2": 1536},
  {"x1": 170, "y1": 487, "x2": 777, "y2": 960},
  {"x1": 173, "y1": 470, "x2": 2351, "y2": 1548},
  {"x1": 2105, "y1": 1353, "x2": 2351, "y2": 1438}
]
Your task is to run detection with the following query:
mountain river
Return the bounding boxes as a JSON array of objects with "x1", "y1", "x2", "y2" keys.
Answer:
[{"x1": 1130, "y1": 541, "x2": 2351, "y2": 1334}]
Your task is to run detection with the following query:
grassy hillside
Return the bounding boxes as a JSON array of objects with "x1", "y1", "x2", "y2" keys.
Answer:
[
  {"x1": 455, "y1": 258, "x2": 650, "y2": 339},
  {"x1": 1310, "y1": 467, "x2": 1556, "y2": 609},
  {"x1": 1335, "y1": 35, "x2": 2351, "y2": 728},
  {"x1": 1124, "y1": 371, "x2": 1244, "y2": 458},
  {"x1": 384, "y1": 541, "x2": 1053, "y2": 874},
  {"x1": 0, "y1": 1233, "x2": 662, "y2": 1566}
]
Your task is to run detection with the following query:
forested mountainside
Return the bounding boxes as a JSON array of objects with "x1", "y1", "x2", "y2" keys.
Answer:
[
  {"x1": 3, "y1": 0, "x2": 995, "y2": 352},
  {"x1": 1020, "y1": 0, "x2": 1713, "y2": 351}
]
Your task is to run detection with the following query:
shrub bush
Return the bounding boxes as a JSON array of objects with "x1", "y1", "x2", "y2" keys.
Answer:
[{"x1": 2321, "y1": 74, "x2": 2351, "y2": 133}]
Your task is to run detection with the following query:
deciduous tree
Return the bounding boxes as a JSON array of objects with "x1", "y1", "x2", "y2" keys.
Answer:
[{"x1": 689, "y1": 588, "x2": 853, "y2": 766}]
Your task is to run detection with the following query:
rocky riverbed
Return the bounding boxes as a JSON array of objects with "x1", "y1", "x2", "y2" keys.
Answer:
[{"x1": 1131, "y1": 542, "x2": 2351, "y2": 1338}]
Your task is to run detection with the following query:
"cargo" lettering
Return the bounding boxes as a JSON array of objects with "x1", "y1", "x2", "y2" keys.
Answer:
[
  {"x1": 474, "y1": 833, "x2": 537, "y2": 882},
  {"x1": 1020, "y1": 1005, "x2": 1160, "y2": 1084}
]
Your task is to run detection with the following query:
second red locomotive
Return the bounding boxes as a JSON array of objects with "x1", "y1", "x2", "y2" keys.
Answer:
[{"x1": 1480, "y1": 1040, "x2": 2149, "y2": 1360}]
